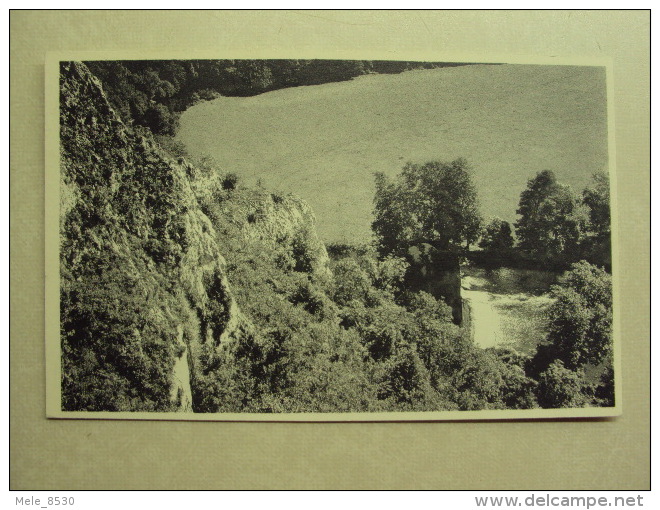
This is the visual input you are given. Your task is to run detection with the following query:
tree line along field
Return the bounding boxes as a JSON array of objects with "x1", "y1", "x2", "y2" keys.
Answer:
[{"x1": 60, "y1": 60, "x2": 614, "y2": 413}]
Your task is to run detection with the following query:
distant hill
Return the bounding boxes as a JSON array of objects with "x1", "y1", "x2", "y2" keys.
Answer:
[{"x1": 176, "y1": 64, "x2": 608, "y2": 243}]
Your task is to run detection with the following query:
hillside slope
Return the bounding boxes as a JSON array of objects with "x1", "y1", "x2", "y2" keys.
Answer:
[
  {"x1": 60, "y1": 62, "x2": 329, "y2": 412},
  {"x1": 177, "y1": 64, "x2": 608, "y2": 242}
]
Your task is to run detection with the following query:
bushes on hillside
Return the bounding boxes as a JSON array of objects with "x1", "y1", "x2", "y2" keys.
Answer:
[
  {"x1": 536, "y1": 360, "x2": 593, "y2": 408},
  {"x1": 222, "y1": 173, "x2": 239, "y2": 191},
  {"x1": 372, "y1": 159, "x2": 482, "y2": 257}
]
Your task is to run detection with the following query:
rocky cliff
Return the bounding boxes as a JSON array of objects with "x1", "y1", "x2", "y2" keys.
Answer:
[{"x1": 59, "y1": 62, "x2": 328, "y2": 412}]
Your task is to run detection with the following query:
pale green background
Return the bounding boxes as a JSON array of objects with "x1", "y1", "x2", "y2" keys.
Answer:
[{"x1": 10, "y1": 10, "x2": 649, "y2": 489}]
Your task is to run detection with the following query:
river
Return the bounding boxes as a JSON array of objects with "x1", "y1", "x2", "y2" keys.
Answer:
[{"x1": 461, "y1": 267, "x2": 557, "y2": 354}]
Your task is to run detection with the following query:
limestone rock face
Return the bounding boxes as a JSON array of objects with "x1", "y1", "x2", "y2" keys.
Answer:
[
  {"x1": 59, "y1": 61, "x2": 337, "y2": 412},
  {"x1": 59, "y1": 62, "x2": 250, "y2": 412},
  {"x1": 239, "y1": 191, "x2": 331, "y2": 277}
]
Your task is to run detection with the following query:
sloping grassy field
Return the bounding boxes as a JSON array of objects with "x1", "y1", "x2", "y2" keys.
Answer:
[{"x1": 176, "y1": 64, "x2": 608, "y2": 243}]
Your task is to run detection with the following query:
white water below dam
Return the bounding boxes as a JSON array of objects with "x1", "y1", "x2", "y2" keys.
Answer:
[{"x1": 461, "y1": 269, "x2": 556, "y2": 354}]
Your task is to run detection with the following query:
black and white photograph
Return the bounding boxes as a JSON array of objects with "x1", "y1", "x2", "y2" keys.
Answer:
[{"x1": 48, "y1": 57, "x2": 618, "y2": 419}]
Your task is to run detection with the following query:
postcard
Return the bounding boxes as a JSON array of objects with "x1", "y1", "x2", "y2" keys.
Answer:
[{"x1": 45, "y1": 53, "x2": 620, "y2": 420}]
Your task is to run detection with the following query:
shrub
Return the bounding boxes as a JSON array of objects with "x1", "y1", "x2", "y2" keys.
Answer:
[
  {"x1": 593, "y1": 364, "x2": 615, "y2": 407},
  {"x1": 222, "y1": 172, "x2": 240, "y2": 191},
  {"x1": 536, "y1": 360, "x2": 593, "y2": 408},
  {"x1": 141, "y1": 103, "x2": 179, "y2": 135}
]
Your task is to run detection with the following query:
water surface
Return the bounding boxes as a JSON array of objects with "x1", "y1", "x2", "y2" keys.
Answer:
[{"x1": 462, "y1": 268, "x2": 556, "y2": 354}]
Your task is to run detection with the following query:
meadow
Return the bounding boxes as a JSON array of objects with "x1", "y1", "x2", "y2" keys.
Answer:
[{"x1": 176, "y1": 63, "x2": 608, "y2": 243}]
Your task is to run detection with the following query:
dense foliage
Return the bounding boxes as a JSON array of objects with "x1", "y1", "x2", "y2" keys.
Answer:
[
  {"x1": 478, "y1": 218, "x2": 515, "y2": 257},
  {"x1": 580, "y1": 172, "x2": 612, "y2": 268},
  {"x1": 372, "y1": 159, "x2": 482, "y2": 256},
  {"x1": 527, "y1": 261, "x2": 614, "y2": 407},
  {"x1": 513, "y1": 170, "x2": 611, "y2": 269}
]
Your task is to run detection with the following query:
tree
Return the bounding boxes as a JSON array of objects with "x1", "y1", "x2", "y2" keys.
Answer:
[
  {"x1": 515, "y1": 170, "x2": 587, "y2": 261},
  {"x1": 580, "y1": 172, "x2": 612, "y2": 268},
  {"x1": 372, "y1": 159, "x2": 482, "y2": 256},
  {"x1": 221, "y1": 172, "x2": 240, "y2": 191},
  {"x1": 221, "y1": 61, "x2": 274, "y2": 95},
  {"x1": 515, "y1": 171, "x2": 558, "y2": 248},
  {"x1": 593, "y1": 364, "x2": 615, "y2": 407},
  {"x1": 535, "y1": 184, "x2": 585, "y2": 257},
  {"x1": 526, "y1": 261, "x2": 613, "y2": 408},
  {"x1": 546, "y1": 261, "x2": 613, "y2": 369},
  {"x1": 141, "y1": 103, "x2": 179, "y2": 135},
  {"x1": 582, "y1": 172, "x2": 611, "y2": 237},
  {"x1": 478, "y1": 218, "x2": 514, "y2": 253}
]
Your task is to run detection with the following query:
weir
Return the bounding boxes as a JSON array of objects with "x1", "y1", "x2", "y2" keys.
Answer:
[
  {"x1": 459, "y1": 268, "x2": 556, "y2": 351},
  {"x1": 407, "y1": 246, "x2": 464, "y2": 325},
  {"x1": 407, "y1": 246, "x2": 555, "y2": 349}
]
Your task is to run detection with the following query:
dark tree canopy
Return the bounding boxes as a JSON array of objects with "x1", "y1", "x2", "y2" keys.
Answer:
[
  {"x1": 372, "y1": 159, "x2": 482, "y2": 256},
  {"x1": 580, "y1": 172, "x2": 612, "y2": 268},
  {"x1": 514, "y1": 170, "x2": 587, "y2": 261},
  {"x1": 536, "y1": 360, "x2": 593, "y2": 409},
  {"x1": 582, "y1": 171, "x2": 611, "y2": 237},
  {"x1": 479, "y1": 218, "x2": 514, "y2": 253},
  {"x1": 84, "y1": 59, "x2": 477, "y2": 136}
]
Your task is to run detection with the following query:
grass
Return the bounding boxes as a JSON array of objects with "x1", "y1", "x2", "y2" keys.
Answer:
[{"x1": 176, "y1": 64, "x2": 608, "y2": 244}]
